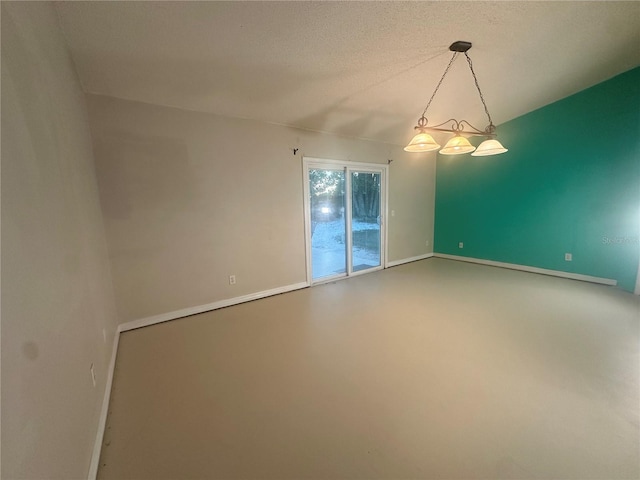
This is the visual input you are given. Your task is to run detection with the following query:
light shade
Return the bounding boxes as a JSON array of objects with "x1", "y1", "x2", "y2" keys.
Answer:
[
  {"x1": 471, "y1": 139, "x2": 508, "y2": 156},
  {"x1": 439, "y1": 135, "x2": 475, "y2": 155},
  {"x1": 404, "y1": 132, "x2": 441, "y2": 152}
]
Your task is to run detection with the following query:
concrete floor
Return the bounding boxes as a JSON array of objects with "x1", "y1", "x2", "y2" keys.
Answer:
[{"x1": 98, "y1": 259, "x2": 640, "y2": 479}]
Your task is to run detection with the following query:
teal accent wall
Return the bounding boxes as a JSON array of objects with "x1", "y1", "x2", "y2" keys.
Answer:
[{"x1": 434, "y1": 67, "x2": 640, "y2": 292}]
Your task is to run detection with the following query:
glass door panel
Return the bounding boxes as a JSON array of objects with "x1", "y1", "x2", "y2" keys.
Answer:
[
  {"x1": 309, "y1": 168, "x2": 346, "y2": 280},
  {"x1": 350, "y1": 171, "x2": 381, "y2": 272},
  {"x1": 304, "y1": 158, "x2": 386, "y2": 284}
]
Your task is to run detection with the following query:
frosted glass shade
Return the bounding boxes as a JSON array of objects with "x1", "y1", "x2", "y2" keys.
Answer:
[
  {"x1": 439, "y1": 135, "x2": 475, "y2": 155},
  {"x1": 404, "y1": 132, "x2": 441, "y2": 152},
  {"x1": 471, "y1": 139, "x2": 508, "y2": 156}
]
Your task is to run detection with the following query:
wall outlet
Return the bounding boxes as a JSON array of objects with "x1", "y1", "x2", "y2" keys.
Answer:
[
  {"x1": 229, "y1": 275, "x2": 236, "y2": 285},
  {"x1": 90, "y1": 363, "x2": 96, "y2": 388},
  {"x1": 391, "y1": 210, "x2": 395, "y2": 217},
  {"x1": 425, "y1": 240, "x2": 429, "y2": 247},
  {"x1": 459, "y1": 242, "x2": 464, "y2": 249},
  {"x1": 565, "y1": 253, "x2": 572, "y2": 261}
]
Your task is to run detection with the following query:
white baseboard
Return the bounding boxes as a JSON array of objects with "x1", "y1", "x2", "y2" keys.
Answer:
[
  {"x1": 119, "y1": 281, "x2": 309, "y2": 332},
  {"x1": 88, "y1": 327, "x2": 121, "y2": 479},
  {"x1": 386, "y1": 253, "x2": 434, "y2": 268},
  {"x1": 434, "y1": 253, "x2": 617, "y2": 286}
]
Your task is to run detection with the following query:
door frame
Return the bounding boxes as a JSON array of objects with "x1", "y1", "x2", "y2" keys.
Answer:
[{"x1": 303, "y1": 157, "x2": 389, "y2": 285}]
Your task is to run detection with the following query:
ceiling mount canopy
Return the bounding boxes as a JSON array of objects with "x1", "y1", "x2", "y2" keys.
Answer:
[{"x1": 404, "y1": 41, "x2": 508, "y2": 156}]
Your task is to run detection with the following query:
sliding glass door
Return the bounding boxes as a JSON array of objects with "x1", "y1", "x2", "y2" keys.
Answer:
[
  {"x1": 304, "y1": 158, "x2": 386, "y2": 283},
  {"x1": 350, "y1": 170, "x2": 382, "y2": 272},
  {"x1": 308, "y1": 167, "x2": 347, "y2": 279}
]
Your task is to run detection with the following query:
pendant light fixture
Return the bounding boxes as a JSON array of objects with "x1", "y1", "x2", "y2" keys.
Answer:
[{"x1": 404, "y1": 41, "x2": 508, "y2": 156}]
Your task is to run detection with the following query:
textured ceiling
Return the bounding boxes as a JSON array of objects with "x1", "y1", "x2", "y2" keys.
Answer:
[{"x1": 55, "y1": 1, "x2": 640, "y2": 146}]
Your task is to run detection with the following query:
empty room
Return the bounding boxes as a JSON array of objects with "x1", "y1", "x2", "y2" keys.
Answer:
[{"x1": 2, "y1": 1, "x2": 639, "y2": 479}]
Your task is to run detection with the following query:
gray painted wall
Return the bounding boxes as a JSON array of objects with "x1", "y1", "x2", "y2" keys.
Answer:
[
  {"x1": 86, "y1": 94, "x2": 436, "y2": 322},
  {"x1": 1, "y1": 3, "x2": 119, "y2": 478}
]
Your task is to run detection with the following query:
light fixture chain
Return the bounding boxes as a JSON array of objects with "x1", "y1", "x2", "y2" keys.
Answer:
[
  {"x1": 421, "y1": 52, "x2": 458, "y2": 118},
  {"x1": 464, "y1": 52, "x2": 493, "y2": 128}
]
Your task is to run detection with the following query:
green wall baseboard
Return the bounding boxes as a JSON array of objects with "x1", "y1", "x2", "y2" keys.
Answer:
[{"x1": 434, "y1": 253, "x2": 617, "y2": 286}]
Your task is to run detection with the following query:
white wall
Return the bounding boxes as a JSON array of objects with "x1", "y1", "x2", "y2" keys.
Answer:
[
  {"x1": 1, "y1": 3, "x2": 119, "y2": 478},
  {"x1": 86, "y1": 94, "x2": 436, "y2": 322}
]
